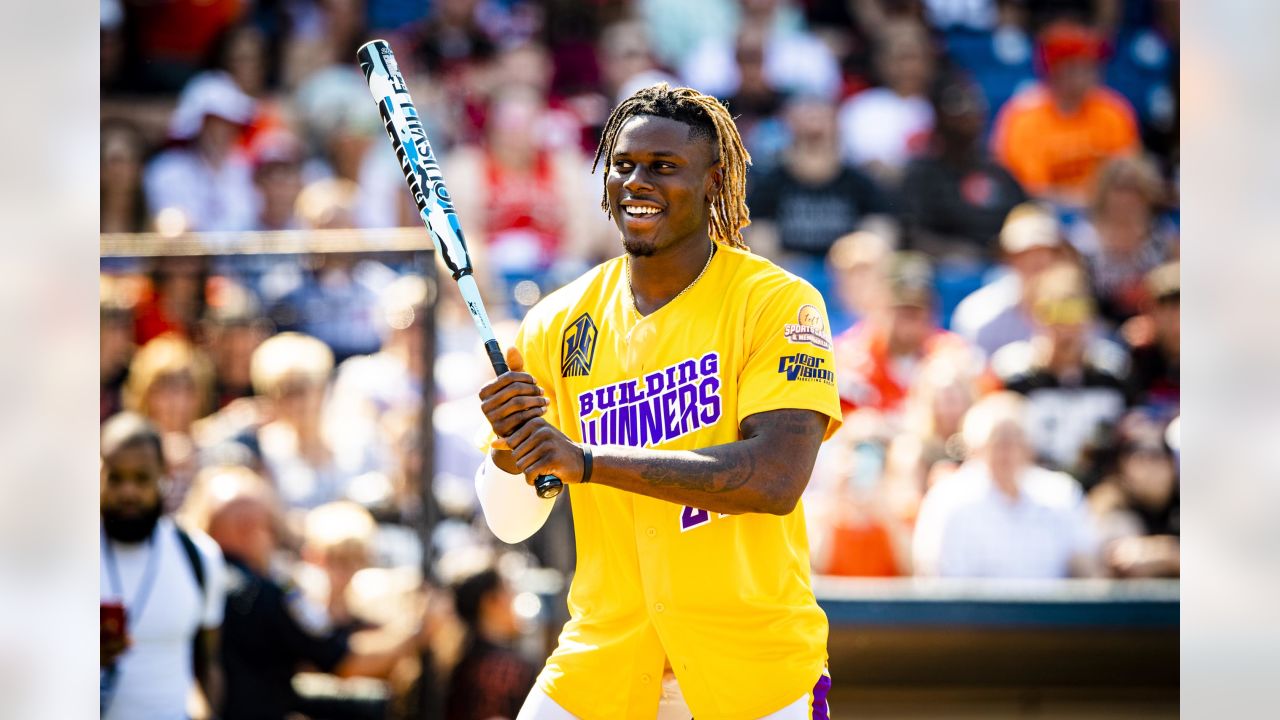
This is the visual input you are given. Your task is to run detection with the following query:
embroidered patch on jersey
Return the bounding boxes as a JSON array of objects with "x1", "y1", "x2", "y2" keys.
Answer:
[
  {"x1": 783, "y1": 304, "x2": 832, "y2": 350},
  {"x1": 561, "y1": 312, "x2": 598, "y2": 377},
  {"x1": 576, "y1": 352, "x2": 722, "y2": 447},
  {"x1": 778, "y1": 353, "x2": 835, "y2": 385}
]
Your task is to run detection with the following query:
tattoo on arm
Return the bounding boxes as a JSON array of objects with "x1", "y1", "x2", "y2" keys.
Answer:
[{"x1": 639, "y1": 448, "x2": 757, "y2": 493}]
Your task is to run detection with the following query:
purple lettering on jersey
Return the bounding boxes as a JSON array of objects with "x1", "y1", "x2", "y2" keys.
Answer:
[
  {"x1": 698, "y1": 376, "x2": 721, "y2": 426},
  {"x1": 681, "y1": 506, "x2": 711, "y2": 531},
  {"x1": 576, "y1": 352, "x2": 723, "y2": 449}
]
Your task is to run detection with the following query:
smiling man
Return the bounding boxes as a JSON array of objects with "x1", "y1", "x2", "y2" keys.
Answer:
[{"x1": 474, "y1": 84, "x2": 843, "y2": 720}]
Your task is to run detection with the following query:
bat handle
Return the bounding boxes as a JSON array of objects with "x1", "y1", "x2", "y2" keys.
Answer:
[{"x1": 484, "y1": 340, "x2": 565, "y2": 499}]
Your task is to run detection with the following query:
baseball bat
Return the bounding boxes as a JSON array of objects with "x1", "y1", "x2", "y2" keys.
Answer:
[{"x1": 357, "y1": 39, "x2": 564, "y2": 499}]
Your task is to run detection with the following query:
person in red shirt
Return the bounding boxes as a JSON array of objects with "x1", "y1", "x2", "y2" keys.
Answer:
[
  {"x1": 990, "y1": 20, "x2": 1140, "y2": 207},
  {"x1": 834, "y1": 251, "x2": 976, "y2": 420}
]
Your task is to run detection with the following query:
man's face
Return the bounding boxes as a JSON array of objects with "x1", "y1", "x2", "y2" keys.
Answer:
[
  {"x1": 605, "y1": 115, "x2": 719, "y2": 257},
  {"x1": 887, "y1": 304, "x2": 932, "y2": 356},
  {"x1": 1009, "y1": 246, "x2": 1058, "y2": 280},
  {"x1": 101, "y1": 442, "x2": 164, "y2": 543},
  {"x1": 985, "y1": 421, "x2": 1031, "y2": 484},
  {"x1": 1048, "y1": 58, "x2": 1098, "y2": 106}
]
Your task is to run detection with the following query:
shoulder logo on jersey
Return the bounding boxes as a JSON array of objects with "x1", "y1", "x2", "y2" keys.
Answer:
[
  {"x1": 778, "y1": 353, "x2": 835, "y2": 385},
  {"x1": 561, "y1": 312, "x2": 598, "y2": 377},
  {"x1": 784, "y1": 304, "x2": 831, "y2": 350}
]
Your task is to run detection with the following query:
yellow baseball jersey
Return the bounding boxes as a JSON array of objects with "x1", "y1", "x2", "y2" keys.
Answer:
[{"x1": 512, "y1": 244, "x2": 842, "y2": 719}]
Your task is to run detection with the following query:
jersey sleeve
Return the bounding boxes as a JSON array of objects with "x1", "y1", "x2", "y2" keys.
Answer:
[{"x1": 736, "y1": 280, "x2": 843, "y2": 440}]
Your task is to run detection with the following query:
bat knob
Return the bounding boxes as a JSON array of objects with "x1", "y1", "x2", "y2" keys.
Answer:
[{"x1": 534, "y1": 475, "x2": 563, "y2": 499}]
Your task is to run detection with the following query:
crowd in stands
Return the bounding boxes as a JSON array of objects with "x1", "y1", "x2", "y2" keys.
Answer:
[{"x1": 101, "y1": 1, "x2": 1179, "y2": 718}]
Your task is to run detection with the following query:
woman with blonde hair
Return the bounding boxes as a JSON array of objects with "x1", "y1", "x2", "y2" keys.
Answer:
[{"x1": 123, "y1": 333, "x2": 216, "y2": 435}]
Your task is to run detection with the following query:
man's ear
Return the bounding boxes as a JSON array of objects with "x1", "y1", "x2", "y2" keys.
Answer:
[{"x1": 705, "y1": 162, "x2": 724, "y2": 203}]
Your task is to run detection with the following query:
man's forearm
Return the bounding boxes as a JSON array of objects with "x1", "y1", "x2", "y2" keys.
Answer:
[{"x1": 588, "y1": 438, "x2": 801, "y2": 515}]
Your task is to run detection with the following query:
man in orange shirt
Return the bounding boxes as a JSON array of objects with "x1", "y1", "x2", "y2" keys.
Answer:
[{"x1": 990, "y1": 21, "x2": 1140, "y2": 207}]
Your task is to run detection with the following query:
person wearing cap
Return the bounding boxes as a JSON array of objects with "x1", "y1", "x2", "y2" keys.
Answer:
[
  {"x1": 952, "y1": 202, "x2": 1066, "y2": 357},
  {"x1": 989, "y1": 19, "x2": 1140, "y2": 207},
  {"x1": 833, "y1": 251, "x2": 975, "y2": 419},
  {"x1": 985, "y1": 261, "x2": 1132, "y2": 474},
  {"x1": 143, "y1": 71, "x2": 259, "y2": 233},
  {"x1": 899, "y1": 76, "x2": 1029, "y2": 262}
]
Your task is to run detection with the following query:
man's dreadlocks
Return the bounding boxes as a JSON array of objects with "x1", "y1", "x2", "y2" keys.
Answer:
[{"x1": 591, "y1": 83, "x2": 752, "y2": 250}]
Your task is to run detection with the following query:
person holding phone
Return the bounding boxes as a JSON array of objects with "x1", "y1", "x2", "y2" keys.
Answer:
[{"x1": 100, "y1": 412, "x2": 228, "y2": 719}]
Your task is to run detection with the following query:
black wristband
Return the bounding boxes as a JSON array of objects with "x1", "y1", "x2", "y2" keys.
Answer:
[{"x1": 580, "y1": 444, "x2": 593, "y2": 484}]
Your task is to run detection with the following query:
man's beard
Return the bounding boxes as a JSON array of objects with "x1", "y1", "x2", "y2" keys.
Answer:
[
  {"x1": 102, "y1": 503, "x2": 163, "y2": 544},
  {"x1": 622, "y1": 236, "x2": 656, "y2": 257}
]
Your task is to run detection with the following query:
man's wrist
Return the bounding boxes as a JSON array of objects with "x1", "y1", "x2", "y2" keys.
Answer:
[{"x1": 580, "y1": 444, "x2": 593, "y2": 484}]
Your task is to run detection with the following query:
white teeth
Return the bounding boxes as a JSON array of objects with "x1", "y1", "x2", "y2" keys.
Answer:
[{"x1": 625, "y1": 206, "x2": 660, "y2": 216}]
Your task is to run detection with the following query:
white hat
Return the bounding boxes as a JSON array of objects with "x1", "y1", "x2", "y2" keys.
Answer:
[
  {"x1": 168, "y1": 71, "x2": 256, "y2": 141},
  {"x1": 999, "y1": 203, "x2": 1062, "y2": 254}
]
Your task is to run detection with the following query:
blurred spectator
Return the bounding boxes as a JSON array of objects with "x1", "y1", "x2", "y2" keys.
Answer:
[
  {"x1": 903, "y1": 351, "x2": 983, "y2": 474},
  {"x1": 102, "y1": 119, "x2": 152, "y2": 234},
  {"x1": 808, "y1": 427, "x2": 914, "y2": 578},
  {"x1": 126, "y1": 0, "x2": 248, "y2": 92},
  {"x1": 199, "y1": 281, "x2": 272, "y2": 410},
  {"x1": 826, "y1": 230, "x2": 892, "y2": 334},
  {"x1": 1068, "y1": 154, "x2": 1176, "y2": 327},
  {"x1": 986, "y1": 261, "x2": 1130, "y2": 473},
  {"x1": 838, "y1": 19, "x2": 936, "y2": 186},
  {"x1": 295, "y1": 67, "x2": 411, "y2": 229},
  {"x1": 444, "y1": 568, "x2": 538, "y2": 720},
  {"x1": 723, "y1": 25, "x2": 789, "y2": 167},
  {"x1": 282, "y1": 0, "x2": 370, "y2": 90},
  {"x1": 250, "y1": 332, "x2": 380, "y2": 511},
  {"x1": 912, "y1": 392, "x2": 1101, "y2": 578},
  {"x1": 191, "y1": 465, "x2": 432, "y2": 719},
  {"x1": 298, "y1": 501, "x2": 379, "y2": 631},
  {"x1": 325, "y1": 275, "x2": 430, "y2": 481},
  {"x1": 206, "y1": 20, "x2": 272, "y2": 99},
  {"x1": 144, "y1": 71, "x2": 259, "y2": 233},
  {"x1": 123, "y1": 333, "x2": 215, "y2": 438},
  {"x1": 1087, "y1": 416, "x2": 1179, "y2": 578},
  {"x1": 134, "y1": 256, "x2": 209, "y2": 344},
  {"x1": 678, "y1": 0, "x2": 841, "y2": 101},
  {"x1": 835, "y1": 252, "x2": 975, "y2": 419},
  {"x1": 1124, "y1": 260, "x2": 1179, "y2": 419},
  {"x1": 989, "y1": 20, "x2": 1139, "y2": 207},
  {"x1": 951, "y1": 202, "x2": 1065, "y2": 356},
  {"x1": 599, "y1": 18, "x2": 678, "y2": 106},
  {"x1": 407, "y1": 0, "x2": 500, "y2": 82},
  {"x1": 123, "y1": 333, "x2": 217, "y2": 510},
  {"x1": 900, "y1": 76, "x2": 1028, "y2": 261},
  {"x1": 638, "y1": 0, "x2": 739, "y2": 72},
  {"x1": 446, "y1": 85, "x2": 597, "y2": 287},
  {"x1": 746, "y1": 94, "x2": 891, "y2": 264},
  {"x1": 937, "y1": 0, "x2": 1038, "y2": 131},
  {"x1": 102, "y1": 277, "x2": 139, "y2": 421},
  {"x1": 249, "y1": 129, "x2": 306, "y2": 232},
  {"x1": 268, "y1": 180, "x2": 397, "y2": 360},
  {"x1": 100, "y1": 413, "x2": 227, "y2": 720}
]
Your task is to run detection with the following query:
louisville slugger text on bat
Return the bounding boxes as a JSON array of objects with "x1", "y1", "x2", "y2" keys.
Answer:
[{"x1": 356, "y1": 39, "x2": 564, "y2": 499}]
